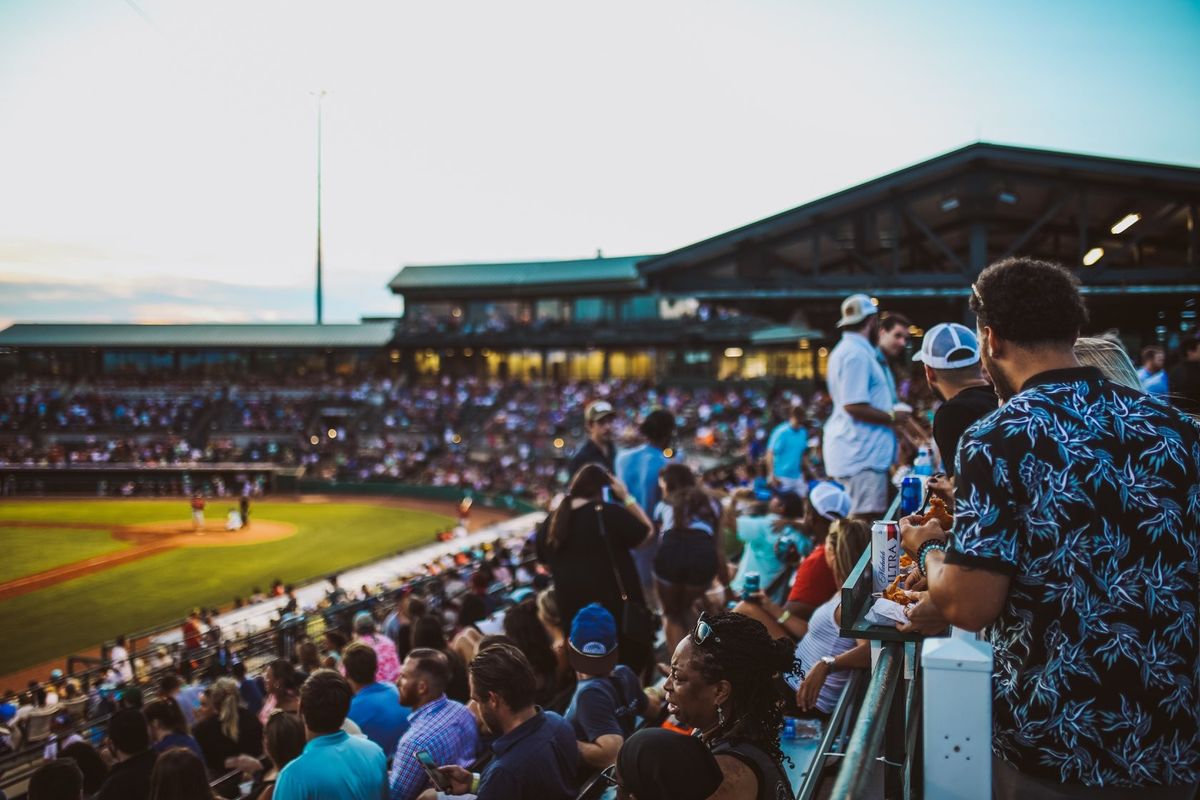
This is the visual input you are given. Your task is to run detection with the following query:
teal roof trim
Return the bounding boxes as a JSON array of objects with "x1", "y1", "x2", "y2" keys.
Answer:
[
  {"x1": 0, "y1": 323, "x2": 396, "y2": 349},
  {"x1": 389, "y1": 255, "x2": 652, "y2": 293}
]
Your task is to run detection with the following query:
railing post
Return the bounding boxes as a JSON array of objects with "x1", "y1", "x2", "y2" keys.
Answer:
[{"x1": 921, "y1": 632, "x2": 992, "y2": 800}]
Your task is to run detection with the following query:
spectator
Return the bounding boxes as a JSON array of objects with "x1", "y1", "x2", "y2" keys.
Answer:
[
  {"x1": 653, "y1": 464, "x2": 727, "y2": 653},
  {"x1": 388, "y1": 649, "x2": 480, "y2": 800},
  {"x1": 320, "y1": 631, "x2": 347, "y2": 669},
  {"x1": 563, "y1": 604, "x2": 656, "y2": 771},
  {"x1": 295, "y1": 641, "x2": 322, "y2": 676},
  {"x1": 611, "y1": 728, "x2": 724, "y2": 800},
  {"x1": 791, "y1": 519, "x2": 872, "y2": 715},
  {"x1": 823, "y1": 293, "x2": 903, "y2": 518},
  {"x1": 501, "y1": 597, "x2": 565, "y2": 707},
  {"x1": 876, "y1": 311, "x2": 912, "y2": 404},
  {"x1": 28, "y1": 758, "x2": 83, "y2": 800},
  {"x1": 148, "y1": 747, "x2": 216, "y2": 800},
  {"x1": 343, "y1": 641, "x2": 410, "y2": 758},
  {"x1": 108, "y1": 635, "x2": 134, "y2": 685},
  {"x1": 902, "y1": 257, "x2": 1200, "y2": 797},
  {"x1": 1074, "y1": 337, "x2": 1143, "y2": 391},
  {"x1": 661, "y1": 612, "x2": 795, "y2": 799},
  {"x1": 615, "y1": 408, "x2": 676, "y2": 614},
  {"x1": 536, "y1": 464, "x2": 654, "y2": 676},
  {"x1": 193, "y1": 678, "x2": 263, "y2": 775},
  {"x1": 143, "y1": 697, "x2": 204, "y2": 761},
  {"x1": 273, "y1": 669, "x2": 388, "y2": 800},
  {"x1": 912, "y1": 322, "x2": 997, "y2": 484},
  {"x1": 736, "y1": 481, "x2": 851, "y2": 636},
  {"x1": 352, "y1": 611, "x2": 402, "y2": 684},
  {"x1": 96, "y1": 709, "x2": 157, "y2": 800},
  {"x1": 61, "y1": 740, "x2": 109, "y2": 796},
  {"x1": 723, "y1": 487, "x2": 805, "y2": 598},
  {"x1": 232, "y1": 662, "x2": 264, "y2": 717},
  {"x1": 428, "y1": 644, "x2": 577, "y2": 800},
  {"x1": 410, "y1": 616, "x2": 470, "y2": 703},
  {"x1": 1137, "y1": 343, "x2": 1169, "y2": 395},
  {"x1": 383, "y1": 595, "x2": 425, "y2": 661},
  {"x1": 251, "y1": 707, "x2": 306, "y2": 800},
  {"x1": 1168, "y1": 335, "x2": 1200, "y2": 415},
  {"x1": 567, "y1": 401, "x2": 617, "y2": 479},
  {"x1": 766, "y1": 405, "x2": 809, "y2": 494},
  {"x1": 257, "y1": 660, "x2": 302, "y2": 724}
]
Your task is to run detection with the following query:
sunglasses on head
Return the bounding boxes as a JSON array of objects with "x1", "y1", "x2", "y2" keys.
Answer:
[
  {"x1": 692, "y1": 612, "x2": 720, "y2": 646},
  {"x1": 970, "y1": 282, "x2": 985, "y2": 311}
]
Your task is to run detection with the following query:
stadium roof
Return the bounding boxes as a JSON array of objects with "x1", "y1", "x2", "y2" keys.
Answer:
[
  {"x1": 0, "y1": 323, "x2": 396, "y2": 349},
  {"x1": 389, "y1": 255, "x2": 651, "y2": 299}
]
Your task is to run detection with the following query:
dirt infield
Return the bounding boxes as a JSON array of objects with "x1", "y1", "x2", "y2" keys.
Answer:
[{"x1": 0, "y1": 519, "x2": 298, "y2": 601}]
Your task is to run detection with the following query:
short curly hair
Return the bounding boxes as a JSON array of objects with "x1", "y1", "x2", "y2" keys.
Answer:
[{"x1": 970, "y1": 257, "x2": 1088, "y2": 346}]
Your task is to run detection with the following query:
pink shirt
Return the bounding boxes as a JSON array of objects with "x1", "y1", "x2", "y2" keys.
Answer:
[{"x1": 358, "y1": 633, "x2": 401, "y2": 684}]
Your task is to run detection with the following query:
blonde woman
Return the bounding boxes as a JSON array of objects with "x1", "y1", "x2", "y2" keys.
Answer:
[
  {"x1": 191, "y1": 677, "x2": 263, "y2": 775},
  {"x1": 1074, "y1": 337, "x2": 1143, "y2": 392}
]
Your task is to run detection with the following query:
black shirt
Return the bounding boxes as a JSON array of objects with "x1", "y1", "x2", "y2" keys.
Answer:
[
  {"x1": 193, "y1": 707, "x2": 264, "y2": 773},
  {"x1": 932, "y1": 384, "x2": 997, "y2": 477},
  {"x1": 535, "y1": 502, "x2": 647, "y2": 666},
  {"x1": 96, "y1": 749, "x2": 157, "y2": 800},
  {"x1": 566, "y1": 439, "x2": 614, "y2": 481},
  {"x1": 1167, "y1": 360, "x2": 1200, "y2": 415}
]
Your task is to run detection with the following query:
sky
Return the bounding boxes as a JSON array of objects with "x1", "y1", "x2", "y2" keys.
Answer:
[{"x1": 1, "y1": 0, "x2": 1198, "y2": 326}]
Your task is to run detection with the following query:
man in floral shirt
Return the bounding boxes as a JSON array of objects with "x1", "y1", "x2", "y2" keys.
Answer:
[
  {"x1": 901, "y1": 257, "x2": 1199, "y2": 798},
  {"x1": 352, "y1": 610, "x2": 401, "y2": 684}
]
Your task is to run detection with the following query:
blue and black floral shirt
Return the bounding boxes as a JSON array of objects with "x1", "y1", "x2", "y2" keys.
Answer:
[{"x1": 947, "y1": 367, "x2": 1200, "y2": 788}]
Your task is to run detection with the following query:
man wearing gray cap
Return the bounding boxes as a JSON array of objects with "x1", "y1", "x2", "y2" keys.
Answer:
[
  {"x1": 567, "y1": 401, "x2": 617, "y2": 480},
  {"x1": 822, "y1": 294, "x2": 905, "y2": 519}
]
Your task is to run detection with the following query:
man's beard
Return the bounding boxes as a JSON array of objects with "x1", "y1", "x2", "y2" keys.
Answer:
[{"x1": 980, "y1": 351, "x2": 1017, "y2": 403}]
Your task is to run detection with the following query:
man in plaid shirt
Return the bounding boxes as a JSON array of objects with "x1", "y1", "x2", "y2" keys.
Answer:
[{"x1": 389, "y1": 649, "x2": 479, "y2": 800}]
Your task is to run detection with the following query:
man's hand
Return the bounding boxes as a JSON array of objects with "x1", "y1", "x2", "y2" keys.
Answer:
[
  {"x1": 795, "y1": 661, "x2": 829, "y2": 711},
  {"x1": 926, "y1": 474, "x2": 954, "y2": 507},
  {"x1": 224, "y1": 754, "x2": 261, "y2": 775},
  {"x1": 436, "y1": 765, "x2": 473, "y2": 794},
  {"x1": 895, "y1": 592, "x2": 950, "y2": 636},
  {"x1": 899, "y1": 514, "x2": 947, "y2": 558}
]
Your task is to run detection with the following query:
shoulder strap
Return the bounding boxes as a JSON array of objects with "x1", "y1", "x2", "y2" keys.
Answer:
[{"x1": 593, "y1": 503, "x2": 631, "y2": 602}]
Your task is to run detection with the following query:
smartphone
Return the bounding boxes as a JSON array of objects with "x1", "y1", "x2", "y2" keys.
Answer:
[{"x1": 413, "y1": 750, "x2": 448, "y2": 791}]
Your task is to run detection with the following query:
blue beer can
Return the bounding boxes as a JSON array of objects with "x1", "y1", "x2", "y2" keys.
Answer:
[{"x1": 900, "y1": 475, "x2": 923, "y2": 516}]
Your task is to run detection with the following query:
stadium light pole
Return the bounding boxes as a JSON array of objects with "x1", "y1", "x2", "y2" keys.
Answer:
[{"x1": 312, "y1": 89, "x2": 328, "y2": 325}]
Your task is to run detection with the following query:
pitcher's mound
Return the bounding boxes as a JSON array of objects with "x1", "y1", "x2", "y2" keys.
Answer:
[{"x1": 115, "y1": 519, "x2": 297, "y2": 547}]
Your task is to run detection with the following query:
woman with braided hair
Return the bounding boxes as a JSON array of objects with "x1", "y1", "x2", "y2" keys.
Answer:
[{"x1": 662, "y1": 610, "x2": 798, "y2": 800}]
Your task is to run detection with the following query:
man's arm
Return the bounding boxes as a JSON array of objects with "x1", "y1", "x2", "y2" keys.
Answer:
[
  {"x1": 899, "y1": 517, "x2": 1010, "y2": 632},
  {"x1": 578, "y1": 734, "x2": 623, "y2": 769}
]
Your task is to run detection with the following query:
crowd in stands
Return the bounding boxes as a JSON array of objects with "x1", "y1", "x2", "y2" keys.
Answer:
[{"x1": 3, "y1": 257, "x2": 1200, "y2": 798}]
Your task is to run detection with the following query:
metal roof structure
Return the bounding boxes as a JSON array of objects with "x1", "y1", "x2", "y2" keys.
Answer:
[
  {"x1": 0, "y1": 323, "x2": 396, "y2": 349},
  {"x1": 389, "y1": 255, "x2": 650, "y2": 300},
  {"x1": 639, "y1": 142, "x2": 1200, "y2": 301}
]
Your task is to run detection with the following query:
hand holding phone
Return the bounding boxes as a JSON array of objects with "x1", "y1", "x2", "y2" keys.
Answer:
[{"x1": 413, "y1": 750, "x2": 448, "y2": 791}]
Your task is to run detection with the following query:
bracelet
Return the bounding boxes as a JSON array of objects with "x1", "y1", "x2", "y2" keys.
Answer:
[
  {"x1": 623, "y1": 496, "x2": 637, "y2": 508},
  {"x1": 777, "y1": 610, "x2": 791, "y2": 625},
  {"x1": 917, "y1": 539, "x2": 947, "y2": 577},
  {"x1": 470, "y1": 772, "x2": 481, "y2": 794}
]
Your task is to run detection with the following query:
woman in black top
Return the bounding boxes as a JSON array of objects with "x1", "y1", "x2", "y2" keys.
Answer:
[
  {"x1": 535, "y1": 464, "x2": 653, "y2": 675},
  {"x1": 192, "y1": 678, "x2": 263, "y2": 776},
  {"x1": 662, "y1": 611, "x2": 798, "y2": 800}
]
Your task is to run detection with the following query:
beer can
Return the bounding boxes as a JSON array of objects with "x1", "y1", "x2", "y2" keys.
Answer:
[
  {"x1": 742, "y1": 571, "x2": 760, "y2": 601},
  {"x1": 899, "y1": 475, "x2": 923, "y2": 516},
  {"x1": 871, "y1": 520, "x2": 900, "y2": 593}
]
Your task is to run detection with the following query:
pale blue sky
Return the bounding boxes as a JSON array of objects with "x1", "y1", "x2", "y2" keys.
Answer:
[{"x1": 1, "y1": 0, "x2": 1198, "y2": 325}]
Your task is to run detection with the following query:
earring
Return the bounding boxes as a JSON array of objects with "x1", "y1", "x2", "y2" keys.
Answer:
[{"x1": 716, "y1": 704, "x2": 726, "y2": 727}]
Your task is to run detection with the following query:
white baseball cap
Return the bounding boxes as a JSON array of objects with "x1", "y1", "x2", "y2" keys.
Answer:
[
  {"x1": 809, "y1": 481, "x2": 851, "y2": 521},
  {"x1": 836, "y1": 294, "x2": 878, "y2": 328},
  {"x1": 912, "y1": 323, "x2": 981, "y2": 370}
]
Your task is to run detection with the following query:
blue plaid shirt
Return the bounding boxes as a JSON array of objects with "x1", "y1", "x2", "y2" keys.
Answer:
[{"x1": 387, "y1": 696, "x2": 479, "y2": 800}]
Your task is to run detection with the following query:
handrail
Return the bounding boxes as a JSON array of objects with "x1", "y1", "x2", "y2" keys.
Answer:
[
  {"x1": 795, "y1": 669, "x2": 867, "y2": 800},
  {"x1": 828, "y1": 641, "x2": 905, "y2": 800}
]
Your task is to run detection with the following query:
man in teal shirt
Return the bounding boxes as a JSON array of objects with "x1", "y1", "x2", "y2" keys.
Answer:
[
  {"x1": 766, "y1": 406, "x2": 808, "y2": 494},
  {"x1": 275, "y1": 669, "x2": 388, "y2": 800}
]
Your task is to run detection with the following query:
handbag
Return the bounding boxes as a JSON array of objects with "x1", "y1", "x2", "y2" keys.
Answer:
[{"x1": 594, "y1": 503, "x2": 657, "y2": 645}]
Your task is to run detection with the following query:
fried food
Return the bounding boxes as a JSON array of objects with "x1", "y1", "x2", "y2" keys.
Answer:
[
  {"x1": 882, "y1": 573, "x2": 915, "y2": 605},
  {"x1": 899, "y1": 553, "x2": 914, "y2": 570},
  {"x1": 921, "y1": 495, "x2": 954, "y2": 529}
]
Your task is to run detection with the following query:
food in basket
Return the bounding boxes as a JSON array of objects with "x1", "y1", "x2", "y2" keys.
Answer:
[{"x1": 882, "y1": 573, "x2": 915, "y2": 605}]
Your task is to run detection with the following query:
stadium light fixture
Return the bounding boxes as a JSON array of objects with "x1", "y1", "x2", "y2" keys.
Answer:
[
  {"x1": 327, "y1": 428, "x2": 338, "y2": 439},
  {"x1": 1110, "y1": 213, "x2": 1140, "y2": 234},
  {"x1": 451, "y1": 434, "x2": 462, "y2": 444},
  {"x1": 663, "y1": 448, "x2": 674, "y2": 458},
  {"x1": 940, "y1": 197, "x2": 960, "y2": 212},
  {"x1": 997, "y1": 190, "x2": 1019, "y2": 205},
  {"x1": 1082, "y1": 247, "x2": 1104, "y2": 266},
  {"x1": 309, "y1": 435, "x2": 320, "y2": 445},
  {"x1": 553, "y1": 437, "x2": 565, "y2": 449},
  {"x1": 818, "y1": 347, "x2": 829, "y2": 358},
  {"x1": 869, "y1": 297, "x2": 879, "y2": 306},
  {"x1": 724, "y1": 347, "x2": 744, "y2": 358}
]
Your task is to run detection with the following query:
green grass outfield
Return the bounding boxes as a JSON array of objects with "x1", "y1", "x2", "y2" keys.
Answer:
[
  {"x1": 0, "y1": 527, "x2": 131, "y2": 584},
  {"x1": 0, "y1": 499, "x2": 452, "y2": 676}
]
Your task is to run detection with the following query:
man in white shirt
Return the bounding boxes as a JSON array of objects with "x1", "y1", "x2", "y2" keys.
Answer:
[{"x1": 822, "y1": 294, "x2": 906, "y2": 519}]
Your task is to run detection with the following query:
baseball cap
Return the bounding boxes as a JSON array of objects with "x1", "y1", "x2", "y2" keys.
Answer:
[
  {"x1": 809, "y1": 481, "x2": 851, "y2": 521},
  {"x1": 912, "y1": 323, "x2": 980, "y2": 370},
  {"x1": 618, "y1": 728, "x2": 724, "y2": 800},
  {"x1": 585, "y1": 401, "x2": 616, "y2": 424},
  {"x1": 352, "y1": 611, "x2": 376, "y2": 633},
  {"x1": 836, "y1": 293, "x2": 878, "y2": 328},
  {"x1": 567, "y1": 603, "x2": 619, "y2": 674}
]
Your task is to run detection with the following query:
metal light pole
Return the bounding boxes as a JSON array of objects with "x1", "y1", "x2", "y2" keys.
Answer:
[{"x1": 313, "y1": 90, "x2": 327, "y2": 325}]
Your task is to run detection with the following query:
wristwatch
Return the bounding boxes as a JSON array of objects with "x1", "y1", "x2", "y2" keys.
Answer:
[{"x1": 820, "y1": 655, "x2": 836, "y2": 671}]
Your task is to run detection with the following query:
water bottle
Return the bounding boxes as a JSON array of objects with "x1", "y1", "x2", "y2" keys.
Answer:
[{"x1": 913, "y1": 446, "x2": 933, "y2": 478}]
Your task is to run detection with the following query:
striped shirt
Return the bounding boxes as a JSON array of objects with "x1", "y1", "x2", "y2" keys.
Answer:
[
  {"x1": 387, "y1": 695, "x2": 479, "y2": 800},
  {"x1": 793, "y1": 596, "x2": 858, "y2": 714}
]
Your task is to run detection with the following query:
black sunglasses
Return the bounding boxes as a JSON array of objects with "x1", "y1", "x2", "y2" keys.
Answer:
[{"x1": 693, "y1": 612, "x2": 720, "y2": 646}]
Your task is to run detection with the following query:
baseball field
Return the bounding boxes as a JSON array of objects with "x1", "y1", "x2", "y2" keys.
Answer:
[{"x1": 0, "y1": 497, "x2": 467, "y2": 679}]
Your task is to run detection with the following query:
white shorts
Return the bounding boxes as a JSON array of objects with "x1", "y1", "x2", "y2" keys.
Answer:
[
  {"x1": 773, "y1": 476, "x2": 808, "y2": 497},
  {"x1": 834, "y1": 470, "x2": 889, "y2": 516}
]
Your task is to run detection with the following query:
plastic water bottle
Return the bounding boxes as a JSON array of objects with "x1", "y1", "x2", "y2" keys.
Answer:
[{"x1": 913, "y1": 446, "x2": 933, "y2": 479}]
